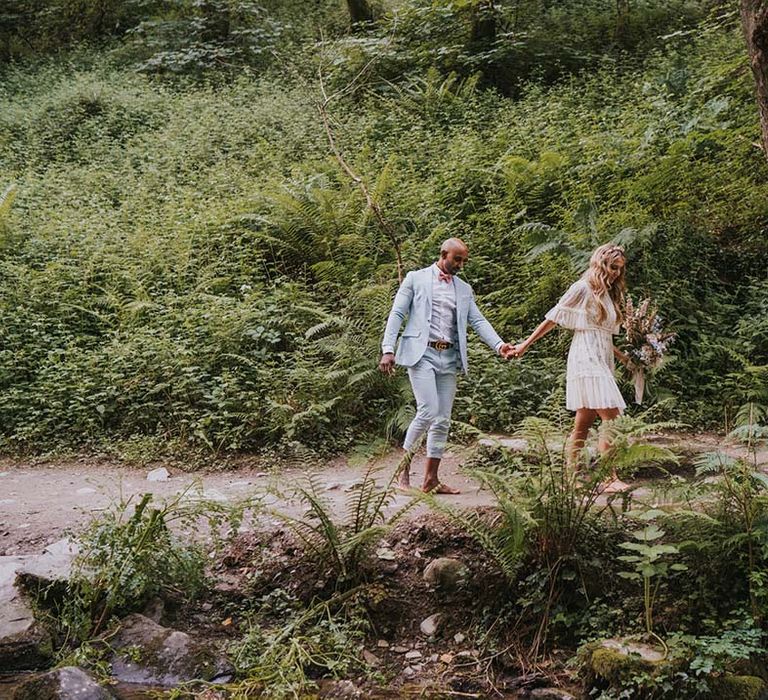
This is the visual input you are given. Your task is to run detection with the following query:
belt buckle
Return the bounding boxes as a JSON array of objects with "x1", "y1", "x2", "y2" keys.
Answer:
[{"x1": 434, "y1": 341, "x2": 449, "y2": 351}]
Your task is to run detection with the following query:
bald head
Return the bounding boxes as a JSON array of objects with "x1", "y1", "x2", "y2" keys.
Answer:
[
  {"x1": 438, "y1": 237, "x2": 469, "y2": 276},
  {"x1": 441, "y1": 237, "x2": 468, "y2": 256}
]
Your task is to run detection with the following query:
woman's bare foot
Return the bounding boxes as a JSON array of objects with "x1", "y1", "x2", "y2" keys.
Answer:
[{"x1": 422, "y1": 480, "x2": 461, "y2": 495}]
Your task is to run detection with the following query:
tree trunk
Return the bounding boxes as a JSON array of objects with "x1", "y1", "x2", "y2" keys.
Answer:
[
  {"x1": 346, "y1": 0, "x2": 374, "y2": 25},
  {"x1": 468, "y1": 1, "x2": 499, "y2": 88},
  {"x1": 615, "y1": 0, "x2": 630, "y2": 43},
  {"x1": 470, "y1": 0, "x2": 497, "y2": 46},
  {"x1": 741, "y1": 0, "x2": 768, "y2": 159}
]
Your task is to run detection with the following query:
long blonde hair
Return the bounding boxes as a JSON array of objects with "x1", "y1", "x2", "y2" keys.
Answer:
[{"x1": 583, "y1": 243, "x2": 626, "y2": 324}]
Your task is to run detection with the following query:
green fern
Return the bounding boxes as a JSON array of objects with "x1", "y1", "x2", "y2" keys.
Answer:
[
  {"x1": 424, "y1": 466, "x2": 533, "y2": 584},
  {"x1": 271, "y1": 465, "x2": 418, "y2": 590}
]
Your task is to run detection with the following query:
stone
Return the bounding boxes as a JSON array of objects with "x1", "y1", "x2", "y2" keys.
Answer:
[
  {"x1": 147, "y1": 467, "x2": 170, "y2": 481},
  {"x1": 402, "y1": 666, "x2": 416, "y2": 679},
  {"x1": 453, "y1": 632, "x2": 466, "y2": 643},
  {"x1": 14, "y1": 541, "x2": 78, "y2": 599},
  {"x1": 378, "y1": 560, "x2": 398, "y2": 575},
  {"x1": 12, "y1": 666, "x2": 115, "y2": 699},
  {"x1": 318, "y1": 679, "x2": 363, "y2": 698},
  {"x1": 142, "y1": 596, "x2": 165, "y2": 623},
  {"x1": 109, "y1": 613, "x2": 233, "y2": 686},
  {"x1": 529, "y1": 689, "x2": 577, "y2": 700},
  {"x1": 405, "y1": 650, "x2": 422, "y2": 660},
  {"x1": 478, "y1": 436, "x2": 529, "y2": 452},
  {"x1": 440, "y1": 653, "x2": 454, "y2": 664},
  {"x1": 362, "y1": 649, "x2": 381, "y2": 667},
  {"x1": 376, "y1": 639, "x2": 389, "y2": 648},
  {"x1": 456, "y1": 650, "x2": 478, "y2": 659},
  {"x1": 0, "y1": 555, "x2": 54, "y2": 673},
  {"x1": 392, "y1": 646, "x2": 409, "y2": 653},
  {"x1": 422, "y1": 558, "x2": 467, "y2": 591},
  {"x1": 376, "y1": 547, "x2": 397, "y2": 561},
  {"x1": 419, "y1": 613, "x2": 443, "y2": 637}
]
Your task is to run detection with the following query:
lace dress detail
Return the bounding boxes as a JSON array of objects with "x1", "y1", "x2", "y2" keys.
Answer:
[{"x1": 545, "y1": 279, "x2": 626, "y2": 412}]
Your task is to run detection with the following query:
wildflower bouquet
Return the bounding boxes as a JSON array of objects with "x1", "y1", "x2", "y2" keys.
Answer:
[{"x1": 623, "y1": 297, "x2": 676, "y2": 403}]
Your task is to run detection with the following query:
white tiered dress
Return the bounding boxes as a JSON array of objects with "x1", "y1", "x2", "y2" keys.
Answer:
[{"x1": 545, "y1": 278, "x2": 626, "y2": 413}]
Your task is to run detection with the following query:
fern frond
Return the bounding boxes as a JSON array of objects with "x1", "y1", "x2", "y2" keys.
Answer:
[
  {"x1": 694, "y1": 451, "x2": 739, "y2": 476},
  {"x1": 0, "y1": 184, "x2": 17, "y2": 220}
]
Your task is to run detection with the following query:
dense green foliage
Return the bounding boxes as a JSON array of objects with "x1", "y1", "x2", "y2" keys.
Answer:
[{"x1": 0, "y1": 1, "x2": 766, "y2": 455}]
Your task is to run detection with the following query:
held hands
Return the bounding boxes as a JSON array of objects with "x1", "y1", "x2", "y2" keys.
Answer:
[{"x1": 501, "y1": 342, "x2": 528, "y2": 360}]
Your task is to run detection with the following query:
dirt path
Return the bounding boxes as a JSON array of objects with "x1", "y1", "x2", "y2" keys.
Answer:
[
  {"x1": 0, "y1": 446, "x2": 498, "y2": 556},
  {"x1": 1, "y1": 431, "x2": 765, "y2": 556}
]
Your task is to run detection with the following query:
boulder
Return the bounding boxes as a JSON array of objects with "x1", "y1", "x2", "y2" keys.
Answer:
[
  {"x1": 108, "y1": 613, "x2": 233, "y2": 686},
  {"x1": 14, "y1": 539, "x2": 79, "y2": 603},
  {"x1": 587, "y1": 638, "x2": 665, "y2": 684},
  {"x1": 12, "y1": 666, "x2": 115, "y2": 700},
  {"x1": 422, "y1": 558, "x2": 467, "y2": 591},
  {"x1": 0, "y1": 555, "x2": 53, "y2": 673}
]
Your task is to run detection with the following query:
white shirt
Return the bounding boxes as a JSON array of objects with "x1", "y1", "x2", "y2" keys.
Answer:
[{"x1": 429, "y1": 263, "x2": 458, "y2": 345}]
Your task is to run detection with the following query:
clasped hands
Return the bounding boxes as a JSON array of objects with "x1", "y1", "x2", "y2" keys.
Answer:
[{"x1": 500, "y1": 342, "x2": 527, "y2": 360}]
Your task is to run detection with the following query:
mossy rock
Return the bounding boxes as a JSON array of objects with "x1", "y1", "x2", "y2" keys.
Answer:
[
  {"x1": 585, "y1": 639, "x2": 667, "y2": 685},
  {"x1": 108, "y1": 613, "x2": 233, "y2": 687},
  {"x1": 12, "y1": 666, "x2": 115, "y2": 699},
  {"x1": 0, "y1": 619, "x2": 54, "y2": 673},
  {"x1": 707, "y1": 675, "x2": 768, "y2": 700}
]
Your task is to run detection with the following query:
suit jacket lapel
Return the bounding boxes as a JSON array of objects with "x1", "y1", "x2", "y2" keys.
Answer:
[
  {"x1": 424, "y1": 266, "x2": 433, "y2": 312},
  {"x1": 455, "y1": 277, "x2": 467, "y2": 321}
]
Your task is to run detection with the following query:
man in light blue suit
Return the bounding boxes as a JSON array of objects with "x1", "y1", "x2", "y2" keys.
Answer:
[{"x1": 379, "y1": 238, "x2": 512, "y2": 493}]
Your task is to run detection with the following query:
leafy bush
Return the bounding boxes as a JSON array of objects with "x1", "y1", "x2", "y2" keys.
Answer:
[{"x1": 36, "y1": 488, "x2": 245, "y2": 643}]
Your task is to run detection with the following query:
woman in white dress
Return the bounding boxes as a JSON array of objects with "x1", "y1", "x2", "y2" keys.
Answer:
[{"x1": 511, "y1": 244, "x2": 630, "y2": 486}]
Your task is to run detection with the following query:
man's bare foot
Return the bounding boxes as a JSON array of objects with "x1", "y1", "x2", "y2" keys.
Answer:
[
  {"x1": 422, "y1": 481, "x2": 461, "y2": 495},
  {"x1": 396, "y1": 476, "x2": 412, "y2": 491}
]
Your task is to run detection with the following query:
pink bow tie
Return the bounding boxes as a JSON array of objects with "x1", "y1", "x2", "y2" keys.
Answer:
[{"x1": 438, "y1": 271, "x2": 452, "y2": 283}]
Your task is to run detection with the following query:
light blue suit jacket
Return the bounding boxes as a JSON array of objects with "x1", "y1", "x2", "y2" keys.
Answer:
[{"x1": 381, "y1": 265, "x2": 503, "y2": 375}]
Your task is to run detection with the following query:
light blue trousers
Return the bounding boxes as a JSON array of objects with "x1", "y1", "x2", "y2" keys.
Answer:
[{"x1": 403, "y1": 347, "x2": 459, "y2": 459}]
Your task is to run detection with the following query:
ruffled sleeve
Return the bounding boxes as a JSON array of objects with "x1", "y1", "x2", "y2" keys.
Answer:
[{"x1": 545, "y1": 279, "x2": 592, "y2": 330}]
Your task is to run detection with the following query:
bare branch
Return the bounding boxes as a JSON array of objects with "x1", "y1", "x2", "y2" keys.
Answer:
[{"x1": 315, "y1": 33, "x2": 404, "y2": 283}]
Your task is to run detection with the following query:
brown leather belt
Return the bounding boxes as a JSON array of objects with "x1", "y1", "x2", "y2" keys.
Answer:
[{"x1": 428, "y1": 341, "x2": 453, "y2": 351}]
